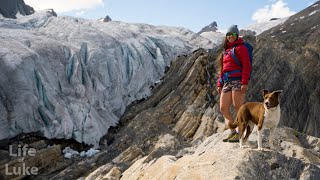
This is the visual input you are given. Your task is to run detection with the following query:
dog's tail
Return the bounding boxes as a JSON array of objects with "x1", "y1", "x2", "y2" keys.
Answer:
[{"x1": 228, "y1": 118, "x2": 239, "y2": 129}]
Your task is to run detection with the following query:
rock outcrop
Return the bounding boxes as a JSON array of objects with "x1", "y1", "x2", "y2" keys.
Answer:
[
  {"x1": 239, "y1": 29, "x2": 256, "y2": 36},
  {"x1": 0, "y1": 145, "x2": 62, "y2": 180},
  {"x1": 121, "y1": 127, "x2": 320, "y2": 180},
  {"x1": 0, "y1": 0, "x2": 34, "y2": 18},
  {"x1": 246, "y1": 1, "x2": 320, "y2": 137}
]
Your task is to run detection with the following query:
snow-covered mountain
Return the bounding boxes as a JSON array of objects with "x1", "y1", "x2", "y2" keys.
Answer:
[
  {"x1": 199, "y1": 31, "x2": 225, "y2": 45},
  {"x1": 199, "y1": 18, "x2": 288, "y2": 45},
  {"x1": 0, "y1": 10, "x2": 213, "y2": 146},
  {"x1": 98, "y1": 15, "x2": 112, "y2": 22},
  {"x1": 243, "y1": 17, "x2": 288, "y2": 35},
  {"x1": 197, "y1": 21, "x2": 218, "y2": 34}
]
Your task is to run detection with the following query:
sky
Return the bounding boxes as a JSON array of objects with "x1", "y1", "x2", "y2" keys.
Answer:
[{"x1": 24, "y1": 0, "x2": 318, "y2": 33}]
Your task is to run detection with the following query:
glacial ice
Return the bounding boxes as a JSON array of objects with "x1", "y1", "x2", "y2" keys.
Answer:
[{"x1": 0, "y1": 10, "x2": 213, "y2": 146}]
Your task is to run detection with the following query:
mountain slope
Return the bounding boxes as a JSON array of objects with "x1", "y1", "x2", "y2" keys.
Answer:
[
  {"x1": 243, "y1": 17, "x2": 288, "y2": 35},
  {"x1": 199, "y1": 18, "x2": 288, "y2": 45},
  {"x1": 247, "y1": 1, "x2": 320, "y2": 137}
]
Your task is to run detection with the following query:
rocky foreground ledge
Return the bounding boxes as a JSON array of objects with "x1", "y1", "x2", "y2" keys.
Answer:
[
  {"x1": 87, "y1": 127, "x2": 320, "y2": 180},
  {"x1": 1, "y1": 126, "x2": 319, "y2": 179}
]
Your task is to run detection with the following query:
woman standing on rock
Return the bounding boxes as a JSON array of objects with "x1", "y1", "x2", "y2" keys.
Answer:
[{"x1": 216, "y1": 25, "x2": 251, "y2": 143}]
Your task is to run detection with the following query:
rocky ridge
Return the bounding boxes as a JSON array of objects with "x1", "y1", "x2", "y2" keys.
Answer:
[{"x1": 246, "y1": 1, "x2": 320, "y2": 137}]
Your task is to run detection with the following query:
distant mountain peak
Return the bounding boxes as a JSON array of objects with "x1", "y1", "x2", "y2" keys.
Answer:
[
  {"x1": 46, "y1": 9, "x2": 57, "y2": 17},
  {"x1": 197, "y1": 21, "x2": 218, "y2": 34},
  {"x1": 99, "y1": 15, "x2": 112, "y2": 22}
]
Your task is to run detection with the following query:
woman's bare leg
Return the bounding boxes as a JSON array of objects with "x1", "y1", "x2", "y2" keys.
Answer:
[
  {"x1": 232, "y1": 90, "x2": 245, "y2": 113},
  {"x1": 220, "y1": 91, "x2": 234, "y2": 124}
]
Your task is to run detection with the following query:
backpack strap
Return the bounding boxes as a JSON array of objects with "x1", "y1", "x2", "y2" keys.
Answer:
[{"x1": 231, "y1": 45, "x2": 243, "y2": 69}]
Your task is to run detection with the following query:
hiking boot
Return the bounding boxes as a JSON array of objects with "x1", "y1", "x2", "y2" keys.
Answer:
[
  {"x1": 228, "y1": 133, "x2": 240, "y2": 143},
  {"x1": 222, "y1": 132, "x2": 236, "y2": 142}
]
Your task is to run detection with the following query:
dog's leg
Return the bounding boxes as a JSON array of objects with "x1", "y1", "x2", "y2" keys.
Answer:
[
  {"x1": 242, "y1": 127, "x2": 247, "y2": 147},
  {"x1": 240, "y1": 137, "x2": 244, "y2": 149},
  {"x1": 236, "y1": 116, "x2": 246, "y2": 148},
  {"x1": 257, "y1": 116, "x2": 264, "y2": 132},
  {"x1": 269, "y1": 127, "x2": 277, "y2": 150},
  {"x1": 243, "y1": 124, "x2": 252, "y2": 148},
  {"x1": 239, "y1": 119, "x2": 246, "y2": 149},
  {"x1": 257, "y1": 115, "x2": 264, "y2": 150},
  {"x1": 258, "y1": 129, "x2": 263, "y2": 151}
]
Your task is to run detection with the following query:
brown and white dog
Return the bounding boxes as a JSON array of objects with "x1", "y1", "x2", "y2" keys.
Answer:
[{"x1": 229, "y1": 90, "x2": 282, "y2": 150}]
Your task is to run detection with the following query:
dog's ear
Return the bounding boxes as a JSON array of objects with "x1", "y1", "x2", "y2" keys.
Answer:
[
  {"x1": 273, "y1": 90, "x2": 283, "y2": 98},
  {"x1": 274, "y1": 90, "x2": 283, "y2": 93},
  {"x1": 262, "y1": 89, "x2": 269, "y2": 97}
]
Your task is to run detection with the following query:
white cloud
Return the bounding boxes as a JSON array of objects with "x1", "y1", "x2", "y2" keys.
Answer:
[
  {"x1": 252, "y1": 0, "x2": 295, "y2": 23},
  {"x1": 75, "y1": 11, "x2": 86, "y2": 16},
  {"x1": 24, "y1": 0, "x2": 104, "y2": 13}
]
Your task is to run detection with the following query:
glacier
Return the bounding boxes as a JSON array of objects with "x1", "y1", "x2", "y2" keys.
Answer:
[{"x1": 0, "y1": 10, "x2": 213, "y2": 146}]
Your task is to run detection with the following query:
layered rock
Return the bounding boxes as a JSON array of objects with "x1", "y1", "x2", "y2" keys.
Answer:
[
  {"x1": 121, "y1": 127, "x2": 320, "y2": 180},
  {"x1": 0, "y1": 145, "x2": 62, "y2": 180},
  {"x1": 246, "y1": 1, "x2": 320, "y2": 137}
]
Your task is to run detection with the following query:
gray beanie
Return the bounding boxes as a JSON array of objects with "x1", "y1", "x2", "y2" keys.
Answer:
[{"x1": 227, "y1": 25, "x2": 239, "y2": 35}]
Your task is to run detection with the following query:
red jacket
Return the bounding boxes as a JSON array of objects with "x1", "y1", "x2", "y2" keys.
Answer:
[{"x1": 217, "y1": 38, "x2": 251, "y2": 87}]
